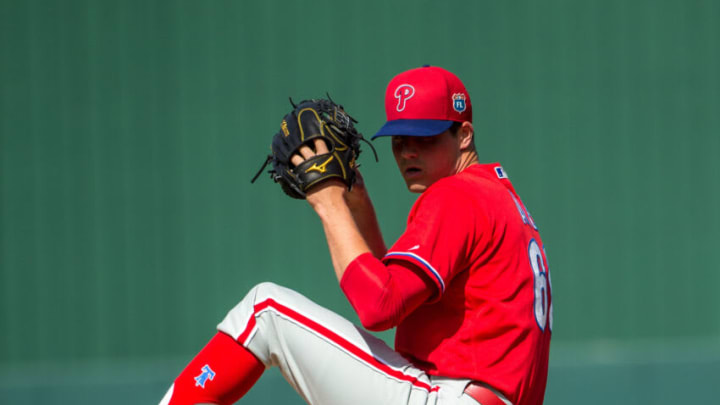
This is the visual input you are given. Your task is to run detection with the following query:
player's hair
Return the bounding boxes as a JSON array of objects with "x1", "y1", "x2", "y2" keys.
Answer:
[{"x1": 449, "y1": 121, "x2": 463, "y2": 134}]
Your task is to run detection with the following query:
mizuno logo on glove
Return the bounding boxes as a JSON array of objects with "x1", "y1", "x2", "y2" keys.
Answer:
[
  {"x1": 305, "y1": 156, "x2": 334, "y2": 174},
  {"x1": 251, "y1": 97, "x2": 377, "y2": 199}
]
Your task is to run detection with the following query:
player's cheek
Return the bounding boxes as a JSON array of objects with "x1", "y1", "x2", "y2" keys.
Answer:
[
  {"x1": 391, "y1": 148, "x2": 404, "y2": 171},
  {"x1": 391, "y1": 142, "x2": 402, "y2": 159}
]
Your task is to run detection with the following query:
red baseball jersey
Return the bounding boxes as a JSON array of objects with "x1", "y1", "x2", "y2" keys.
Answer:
[{"x1": 384, "y1": 163, "x2": 552, "y2": 405}]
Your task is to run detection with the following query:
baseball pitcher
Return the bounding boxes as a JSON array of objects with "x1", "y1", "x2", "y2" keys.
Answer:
[{"x1": 160, "y1": 66, "x2": 552, "y2": 405}]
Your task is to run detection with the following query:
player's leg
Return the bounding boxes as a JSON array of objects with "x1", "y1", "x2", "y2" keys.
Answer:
[
  {"x1": 160, "y1": 282, "x2": 474, "y2": 405},
  {"x1": 217, "y1": 282, "x2": 440, "y2": 405},
  {"x1": 159, "y1": 331, "x2": 264, "y2": 405}
]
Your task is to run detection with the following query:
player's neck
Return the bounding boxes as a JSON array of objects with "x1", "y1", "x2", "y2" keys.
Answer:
[{"x1": 455, "y1": 149, "x2": 480, "y2": 174}]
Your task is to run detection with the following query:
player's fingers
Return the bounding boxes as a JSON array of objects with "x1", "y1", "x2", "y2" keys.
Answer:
[
  {"x1": 298, "y1": 144, "x2": 315, "y2": 159},
  {"x1": 291, "y1": 154, "x2": 304, "y2": 167},
  {"x1": 314, "y1": 138, "x2": 329, "y2": 155}
]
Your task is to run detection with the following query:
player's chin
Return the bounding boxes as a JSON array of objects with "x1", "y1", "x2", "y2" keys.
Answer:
[
  {"x1": 404, "y1": 179, "x2": 429, "y2": 193},
  {"x1": 401, "y1": 169, "x2": 429, "y2": 193}
]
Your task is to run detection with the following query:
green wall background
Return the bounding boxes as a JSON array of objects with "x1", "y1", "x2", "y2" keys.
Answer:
[{"x1": 1, "y1": 0, "x2": 719, "y2": 403}]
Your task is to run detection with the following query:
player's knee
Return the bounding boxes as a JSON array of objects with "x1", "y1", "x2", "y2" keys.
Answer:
[
  {"x1": 249, "y1": 281, "x2": 281, "y2": 299},
  {"x1": 221, "y1": 282, "x2": 298, "y2": 335},
  {"x1": 218, "y1": 282, "x2": 292, "y2": 346},
  {"x1": 248, "y1": 282, "x2": 293, "y2": 306}
]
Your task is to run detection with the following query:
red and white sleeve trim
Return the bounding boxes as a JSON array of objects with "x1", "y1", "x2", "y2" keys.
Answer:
[{"x1": 383, "y1": 252, "x2": 445, "y2": 294}]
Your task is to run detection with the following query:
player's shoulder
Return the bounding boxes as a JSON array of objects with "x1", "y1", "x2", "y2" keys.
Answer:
[
  {"x1": 430, "y1": 164, "x2": 505, "y2": 196},
  {"x1": 417, "y1": 164, "x2": 516, "y2": 220}
]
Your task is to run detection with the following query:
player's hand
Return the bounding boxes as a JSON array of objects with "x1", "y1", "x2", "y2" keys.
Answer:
[
  {"x1": 291, "y1": 139, "x2": 346, "y2": 207},
  {"x1": 290, "y1": 138, "x2": 329, "y2": 168}
]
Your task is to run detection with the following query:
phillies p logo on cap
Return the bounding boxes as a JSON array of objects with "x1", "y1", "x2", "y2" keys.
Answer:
[
  {"x1": 373, "y1": 66, "x2": 472, "y2": 139},
  {"x1": 394, "y1": 84, "x2": 415, "y2": 112}
]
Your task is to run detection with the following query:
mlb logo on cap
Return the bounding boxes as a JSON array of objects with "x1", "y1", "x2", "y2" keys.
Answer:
[{"x1": 373, "y1": 66, "x2": 472, "y2": 139}]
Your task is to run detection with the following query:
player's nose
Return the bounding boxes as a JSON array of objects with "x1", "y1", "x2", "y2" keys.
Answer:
[{"x1": 392, "y1": 136, "x2": 419, "y2": 159}]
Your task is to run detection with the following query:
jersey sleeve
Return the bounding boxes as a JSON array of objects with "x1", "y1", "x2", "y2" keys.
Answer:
[
  {"x1": 382, "y1": 182, "x2": 483, "y2": 299},
  {"x1": 340, "y1": 253, "x2": 435, "y2": 331}
]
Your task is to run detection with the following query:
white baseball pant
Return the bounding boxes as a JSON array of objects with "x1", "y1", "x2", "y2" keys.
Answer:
[{"x1": 204, "y1": 282, "x2": 496, "y2": 404}]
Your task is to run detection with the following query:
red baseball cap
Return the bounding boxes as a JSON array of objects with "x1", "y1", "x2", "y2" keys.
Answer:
[{"x1": 372, "y1": 65, "x2": 472, "y2": 139}]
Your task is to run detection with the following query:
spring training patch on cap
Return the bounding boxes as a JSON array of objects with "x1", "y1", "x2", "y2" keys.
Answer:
[{"x1": 452, "y1": 93, "x2": 467, "y2": 113}]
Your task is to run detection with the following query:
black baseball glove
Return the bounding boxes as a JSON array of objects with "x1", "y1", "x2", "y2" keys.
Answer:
[{"x1": 252, "y1": 97, "x2": 376, "y2": 199}]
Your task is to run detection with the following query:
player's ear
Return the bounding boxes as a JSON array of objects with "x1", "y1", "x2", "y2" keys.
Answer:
[{"x1": 458, "y1": 122, "x2": 474, "y2": 150}]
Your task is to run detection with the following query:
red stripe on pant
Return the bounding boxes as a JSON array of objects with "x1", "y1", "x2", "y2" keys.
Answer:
[{"x1": 239, "y1": 298, "x2": 440, "y2": 393}]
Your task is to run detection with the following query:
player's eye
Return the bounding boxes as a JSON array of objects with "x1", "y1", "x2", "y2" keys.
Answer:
[{"x1": 410, "y1": 136, "x2": 437, "y2": 147}]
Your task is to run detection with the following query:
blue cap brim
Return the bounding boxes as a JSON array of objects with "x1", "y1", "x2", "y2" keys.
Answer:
[{"x1": 371, "y1": 119, "x2": 455, "y2": 140}]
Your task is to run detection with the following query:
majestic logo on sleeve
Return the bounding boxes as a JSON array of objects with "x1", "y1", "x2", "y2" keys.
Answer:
[
  {"x1": 194, "y1": 364, "x2": 216, "y2": 388},
  {"x1": 452, "y1": 93, "x2": 467, "y2": 113},
  {"x1": 394, "y1": 84, "x2": 415, "y2": 112}
]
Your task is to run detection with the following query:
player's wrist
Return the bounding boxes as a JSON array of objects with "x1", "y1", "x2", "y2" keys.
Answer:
[
  {"x1": 306, "y1": 180, "x2": 347, "y2": 211},
  {"x1": 344, "y1": 185, "x2": 372, "y2": 209}
]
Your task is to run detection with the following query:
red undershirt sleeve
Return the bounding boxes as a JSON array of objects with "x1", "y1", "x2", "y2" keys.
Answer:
[{"x1": 340, "y1": 252, "x2": 436, "y2": 332}]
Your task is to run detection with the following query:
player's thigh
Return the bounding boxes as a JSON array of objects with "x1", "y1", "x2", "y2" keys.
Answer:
[{"x1": 220, "y1": 282, "x2": 440, "y2": 405}]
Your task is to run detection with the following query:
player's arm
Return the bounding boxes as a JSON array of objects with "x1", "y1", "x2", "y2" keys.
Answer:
[
  {"x1": 305, "y1": 178, "x2": 372, "y2": 281},
  {"x1": 307, "y1": 184, "x2": 434, "y2": 329},
  {"x1": 341, "y1": 254, "x2": 435, "y2": 330},
  {"x1": 342, "y1": 170, "x2": 387, "y2": 259},
  {"x1": 294, "y1": 140, "x2": 382, "y2": 279},
  {"x1": 307, "y1": 180, "x2": 434, "y2": 330},
  {"x1": 296, "y1": 141, "x2": 434, "y2": 329}
]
